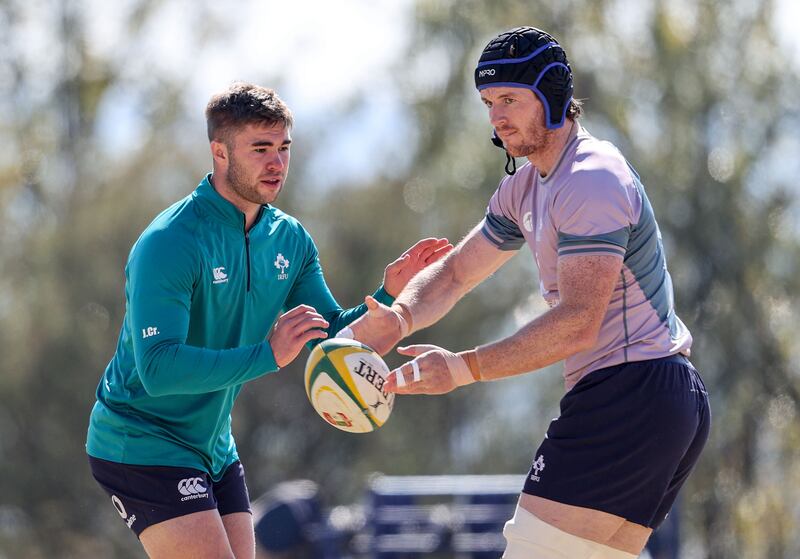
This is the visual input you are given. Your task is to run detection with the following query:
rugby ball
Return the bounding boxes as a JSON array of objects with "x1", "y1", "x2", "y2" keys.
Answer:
[{"x1": 304, "y1": 338, "x2": 394, "y2": 433}]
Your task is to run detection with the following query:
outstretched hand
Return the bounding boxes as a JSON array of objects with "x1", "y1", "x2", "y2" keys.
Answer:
[
  {"x1": 383, "y1": 238, "x2": 452, "y2": 297},
  {"x1": 341, "y1": 238, "x2": 451, "y2": 355}
]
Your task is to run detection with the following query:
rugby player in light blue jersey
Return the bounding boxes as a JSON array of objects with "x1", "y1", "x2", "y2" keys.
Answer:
[
  {"x1": 345, "y1": 27, "x2": 710, "y2": 559},
  {"x1": 86, "y1": 82, "x2": 451, "y2": 559}
]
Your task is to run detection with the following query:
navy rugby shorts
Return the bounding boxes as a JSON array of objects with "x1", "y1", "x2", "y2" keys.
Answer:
[
  {"x1": 522, "y1": 354, "x2": 710, "y2": 529},
  {"x1": 88, "y1": 456, "x2": 251, "y2": 537}
]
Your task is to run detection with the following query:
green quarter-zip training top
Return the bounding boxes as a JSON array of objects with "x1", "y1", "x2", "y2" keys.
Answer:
[{"x1": 87, "y1": 175, "x2": 393, "y2": 479}]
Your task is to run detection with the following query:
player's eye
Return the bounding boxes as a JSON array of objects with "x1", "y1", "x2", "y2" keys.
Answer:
[{"x1": 504, "y1": 98, "x2": 514, "y2": 105}]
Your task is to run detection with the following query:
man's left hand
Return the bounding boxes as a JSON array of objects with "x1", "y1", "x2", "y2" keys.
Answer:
[
  {"x1": 384, "y1": 344, "x2": 468, "y2": 395},
  {"x1": 383, "y1": 238, "x2": 452, "y2": 297}
]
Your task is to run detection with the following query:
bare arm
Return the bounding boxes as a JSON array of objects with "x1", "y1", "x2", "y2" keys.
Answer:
[
  {"x1": 383, "y1": 253, "x2": 622, "y2": 394},
  {"x1": 398, "y1": 222, "x2": 516, "y2": 332},
  {"x1": 344, "y1": 222, "x2": 514, "y2": 355},
  {"x1": 475, "y1": 253, "x2": 621, "y2": 380}
]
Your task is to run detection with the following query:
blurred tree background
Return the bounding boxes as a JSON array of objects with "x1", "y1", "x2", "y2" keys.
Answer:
[{"x1": 1, "y1": 0, "x2": 799, "y2": 557}]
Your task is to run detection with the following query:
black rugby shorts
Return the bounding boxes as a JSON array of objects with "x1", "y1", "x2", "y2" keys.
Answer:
[
  {"x1": 522, "y1": 354, "x2": 710, "y2": 529},
  {"x1": 88, "y1": 456, "x2": 251, "y2": 537}
]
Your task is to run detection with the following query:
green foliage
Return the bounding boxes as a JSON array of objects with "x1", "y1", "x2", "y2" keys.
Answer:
[{"x1": 1, "y1": 0, "x2": 799, "y2": 557}]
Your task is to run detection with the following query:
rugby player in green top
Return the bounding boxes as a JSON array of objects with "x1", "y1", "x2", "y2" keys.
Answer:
[{"x1": 86, "y1": 82, "x2": 451, "y2": 559}]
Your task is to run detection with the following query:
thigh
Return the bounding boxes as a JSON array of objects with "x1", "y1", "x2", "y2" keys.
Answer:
[
  {"x1": 519, "y1": 493, "x2": 648, "y2": 555},
  {"x1": 215, "y1": 461, "x2": 254, "y2": 559},
  {"x1": 503, "y1": 501, "x2": 639, "y2": 559},
  {"x1": 606, "y1": 520, "x2": 653, "y2": 554},
  {"x1": 140, "y1": 509, "x2": 234, "y2": 559},
  {"x1": 214, "y1": 461, "x2": 252, "y2": 517},
  {"x1": 223, "y1": 512, "x2": 255, "y2": 559}
]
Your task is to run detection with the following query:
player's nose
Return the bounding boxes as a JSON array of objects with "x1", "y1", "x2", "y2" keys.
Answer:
[
  {"x1": 489, "y1": 105, "x2": 507, "y2": 127},
  {"x1": 265, "y1": 151, "x2": 287, "y2": 172}
]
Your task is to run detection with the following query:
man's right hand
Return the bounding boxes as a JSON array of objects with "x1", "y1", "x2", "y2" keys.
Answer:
[
  {"x1": 269, "y1": 305, "x2": 329, "y2": 368},
  {"x1": 340, "y1": 296, "x2": 408, "y2": 356}
]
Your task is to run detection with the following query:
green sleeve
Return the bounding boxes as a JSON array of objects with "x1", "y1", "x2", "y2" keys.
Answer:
[
  {"x1": 129, "y1": 229, "x2": 278, "y2": 397},
  {"x1": 283, "y1": 234, "x2": 395, "y2": 346}
]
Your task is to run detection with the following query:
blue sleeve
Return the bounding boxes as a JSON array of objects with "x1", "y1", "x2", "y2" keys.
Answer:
[
  {"x1": 283, "y1": 232, "x2": 395, "y2": 347},
  {"x1": 481, "y1": 213, "x2": 526, "y2": 251},
  {"x1": 480, "y1": 176, "x2": 525, "y2": 251},
  {"x1": 129, "y1": 229, "x2": 279, "y2": 397}
]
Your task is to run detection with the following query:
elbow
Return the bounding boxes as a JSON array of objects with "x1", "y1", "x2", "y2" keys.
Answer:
[
  {"x1": 573, "y1": 322, "x2": 602, "y2": 353},
  {"x1": 139, "y1": 369, "x2": 171, "y2": 397},
  {"x1": 574, "y1": 334, "x2": 597, "y2": 353},
  {"x1": 558, "y1": 301, "x2": 604, "y2": 353},
  {"x1": 137, "y1": 354, "x2": 175, "y2": 397}
]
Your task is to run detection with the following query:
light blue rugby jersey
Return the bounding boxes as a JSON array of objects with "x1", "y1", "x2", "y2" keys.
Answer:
[{"x1": 482, "y1": 125, "x2": 691, "y2": 389}]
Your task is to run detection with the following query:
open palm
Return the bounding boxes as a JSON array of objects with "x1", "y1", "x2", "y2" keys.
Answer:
[{"x1": 383, "y1": 237, "x2": 452, "y2": 297}]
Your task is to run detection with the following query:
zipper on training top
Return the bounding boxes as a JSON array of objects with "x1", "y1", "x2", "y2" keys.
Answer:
[
  {"x1": 243, "y1": 207, "x2": 265, "y2": 293},
  {"x1": 245, "y1": 231, "x2": 251, "y2": 292}
]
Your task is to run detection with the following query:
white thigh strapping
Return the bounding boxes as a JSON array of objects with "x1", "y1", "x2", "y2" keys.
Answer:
[{"x1": 502, "y1": 504, "x2": 638, "y2": 559}]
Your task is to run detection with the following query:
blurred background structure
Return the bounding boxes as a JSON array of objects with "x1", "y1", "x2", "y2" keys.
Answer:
[
  {"x1": 1, "y1": 0, "x2": 800, "y2": 557},
  {"x1": 250, "y1": 475, "x2": 680, "y2": 558}
]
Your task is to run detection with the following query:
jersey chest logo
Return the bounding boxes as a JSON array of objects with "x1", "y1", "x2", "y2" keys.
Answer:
[
  {"x1": 212, "y1": 266, "x2": 228, "y2": 284},
  {"x1": 523, "y1": 211, "x2": 534, "y2": 232},
  {"x1": 274, "y1": 253, "x2": 290, "y2": 280}
]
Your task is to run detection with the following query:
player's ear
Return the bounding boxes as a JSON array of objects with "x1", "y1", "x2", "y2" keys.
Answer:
[{"x1": 210, "y1": 140, "x2": 228, "y2": 166}]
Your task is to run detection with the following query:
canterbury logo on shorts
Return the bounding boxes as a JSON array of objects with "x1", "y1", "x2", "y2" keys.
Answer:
[{"x1": 177, "y1": 477, "x2": 209, "y2": 501}]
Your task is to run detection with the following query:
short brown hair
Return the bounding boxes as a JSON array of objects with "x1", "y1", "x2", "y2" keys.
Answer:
[
  {"x1": 566, "y1": 98, "x2": 583, "y2": 120},
  {"x1": 205, "y1": 82, "x2": 294, "y2": 144}
]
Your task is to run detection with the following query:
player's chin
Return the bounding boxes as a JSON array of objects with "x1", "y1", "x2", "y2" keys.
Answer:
[
  {"x1": 505, "y1": 144, "x2": 530, "y2": 158},
  {"x1": 258, "y1": 183, "x2": 282, "y2": 203}
]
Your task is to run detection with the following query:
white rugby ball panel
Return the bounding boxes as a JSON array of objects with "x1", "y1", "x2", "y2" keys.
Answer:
[{"x1": 303, "y1": 338, "x2": 394, "y2": 433}]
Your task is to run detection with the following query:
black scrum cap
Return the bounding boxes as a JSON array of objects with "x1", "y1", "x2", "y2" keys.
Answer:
[{"x1": 475, "y1": 27, "x2": 573, "y2": 130}]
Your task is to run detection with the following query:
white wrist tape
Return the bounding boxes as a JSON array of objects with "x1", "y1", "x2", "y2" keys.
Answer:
[
  {"x1": 391, "y1": 347, "x2": 476, "y2": 389},
  {"x1": 442, "y1": 352, "x2": 476, "y2": 387},
  {"x1": 335, "y1": 327, "x2": 354, "y2": 339}
]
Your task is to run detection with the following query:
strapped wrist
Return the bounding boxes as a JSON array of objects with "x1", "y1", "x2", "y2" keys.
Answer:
[
  {"x1": 457, "y1": 349, "x2": 482, "y2": 382},
  {"x1": 444, "y1": 350, "x2": 476, "y2": 387}
]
